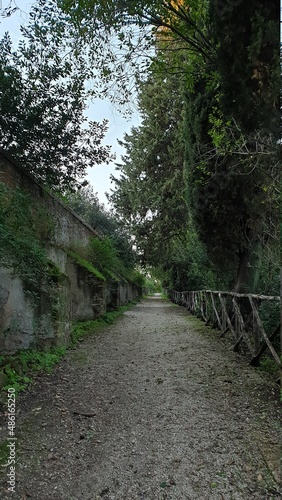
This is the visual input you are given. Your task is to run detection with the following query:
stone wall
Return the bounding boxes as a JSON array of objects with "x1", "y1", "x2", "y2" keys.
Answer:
[
  {"x1": 0, "y1": 268, "x2": 71, "y2": 353},
  {"x1": 0, "y1": 150, "x2": 100, "y2": 249},
  {"x1": 0, "y1": 151, "x2": 141, "y2": 354}
]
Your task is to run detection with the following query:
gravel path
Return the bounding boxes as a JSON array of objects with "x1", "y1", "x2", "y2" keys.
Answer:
[{"x1": 0, "y1": 295, "x2": 281, "y2": 499}]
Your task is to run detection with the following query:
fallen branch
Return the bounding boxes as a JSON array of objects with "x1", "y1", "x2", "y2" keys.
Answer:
[{"x1": 73, "y1": 410, "x2": 96, "y2": 418}]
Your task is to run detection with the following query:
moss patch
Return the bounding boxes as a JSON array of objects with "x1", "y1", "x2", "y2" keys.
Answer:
[{"x1": 68, "y1": 250, "x2": 106, "y2": 281}]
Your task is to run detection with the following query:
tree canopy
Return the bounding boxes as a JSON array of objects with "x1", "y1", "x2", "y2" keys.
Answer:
[{"x1": 0, "y1": 0, "x2": 114, "y2": 190}]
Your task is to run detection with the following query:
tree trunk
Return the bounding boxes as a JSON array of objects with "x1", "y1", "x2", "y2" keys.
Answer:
[
  {"x1": 234, "y1": 242, "x2": 261, "y2": 293},
  {"x1": 234, "y1": 249, "x2": 249, "y2": 293}
]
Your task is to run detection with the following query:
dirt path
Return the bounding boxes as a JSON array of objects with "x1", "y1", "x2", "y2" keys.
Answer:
[{"x1": 0, "y1": 295, "x2": 281, "y2": 499}]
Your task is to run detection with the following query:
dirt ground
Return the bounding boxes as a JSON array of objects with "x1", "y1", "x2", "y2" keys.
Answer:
[{"x1": 0, "y1": 295, "x2": 281, "y2": 500}]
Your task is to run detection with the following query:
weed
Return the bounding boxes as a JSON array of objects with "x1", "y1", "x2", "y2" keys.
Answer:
[
  {"x1": 18, "y1": 348, "x2": 66, "y2": 374},
  {"x1": 258, "y1": 356, "x2": 281, "y2": 378},
  {"x1": 0, "y1": 347, "x2": 66, "y2": 398}
]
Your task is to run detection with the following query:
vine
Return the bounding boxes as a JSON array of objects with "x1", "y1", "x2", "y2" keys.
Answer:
[{"x1": 0, "y1": 184, "x2": 55, "y2": 286}]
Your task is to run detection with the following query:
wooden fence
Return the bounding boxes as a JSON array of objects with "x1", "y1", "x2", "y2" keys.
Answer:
[{"x1": 167, "y1": 289, "x2": 281, "y2": 370}]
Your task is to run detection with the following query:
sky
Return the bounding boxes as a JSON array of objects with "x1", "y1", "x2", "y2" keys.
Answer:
[{"x1": 0, "y1": 0, "x2": 140, "y2": 207}]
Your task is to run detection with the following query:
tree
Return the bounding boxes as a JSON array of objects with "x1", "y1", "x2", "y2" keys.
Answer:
[
  {"x1": 209, "y1": 0, "x2": 280, "y2": 135},
  {"x1": 109, "y1": 64, "x2": 187, "y2": 270},
  {"x1": 64, "y1": 186, "x2": 136, "y2": 269},
  {"x1": 184, "y1": 0, "x2": 280, "y2": 292},
  {"x1": 0, "y1": 0, "x2": 113, "y2": 190},
  {"x1": 58, "y1": 0, "x2": 216, "y2": 107},
  {"x1": 185, "y1": 103, "x2": 280, "y2": 292}
]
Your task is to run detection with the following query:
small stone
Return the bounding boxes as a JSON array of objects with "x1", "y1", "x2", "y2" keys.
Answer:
[
  {"x1": 100, "y1": 486, "x2": 110, "y2": 496},
  {"x1": 272, "y1": 471, "x2": 281, "y2": 484},
  {"x1": 244, "y1": 465, "x2": 252, "y2": 472}
]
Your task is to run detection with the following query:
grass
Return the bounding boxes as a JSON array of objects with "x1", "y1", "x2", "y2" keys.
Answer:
[
  {"x1": 71, "y1": 301, "x2": 139, "y2": 343},
  {"x1": 67, "y1": 250, "x2": 106, "y2": 281},
  {"x1": 183, "y1": 313, "x2": 215, "y2": 336},
  {"x1": 0, "y1": 300, "x2": 140, "y2": 399},
  {"x1": 0, "y1": 347, "x2": 66, "y2": 397},
  {"x1": 177, "y1": 304, "x2": 282, "y2": 386},
  {"x1": 258, "y1": 356, "x2": 281, "y2": 378}
]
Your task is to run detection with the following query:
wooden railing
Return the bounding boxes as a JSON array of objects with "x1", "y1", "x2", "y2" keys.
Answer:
[{"x1": 167, "y1": 289, "x2": 281, "y2": 369}]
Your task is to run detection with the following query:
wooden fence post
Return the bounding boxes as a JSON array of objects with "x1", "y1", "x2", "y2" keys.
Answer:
[{"x1": 168, "y1": 288, "x2": 281, "y2": 371}]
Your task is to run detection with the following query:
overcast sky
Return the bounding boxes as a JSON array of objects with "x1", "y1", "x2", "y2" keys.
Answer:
[{"x1": 0, "y1": 0, "x2": 140, "y2": 207}]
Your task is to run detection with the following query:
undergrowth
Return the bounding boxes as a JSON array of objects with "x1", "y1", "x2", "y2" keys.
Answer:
[
  {"x1": 0, "y1": 347, "x2": 66, "y2": 398},
  {"x1": 0, "y1": 300, "x2": 139, "y2": 400},
  {"x1": 258, "y1": 356, "x2": 281, "y2": 381}
]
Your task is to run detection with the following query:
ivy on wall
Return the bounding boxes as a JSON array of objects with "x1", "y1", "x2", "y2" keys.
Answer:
[{"x1": 0, "y1": 184, "x2": 55, "y2": 284}]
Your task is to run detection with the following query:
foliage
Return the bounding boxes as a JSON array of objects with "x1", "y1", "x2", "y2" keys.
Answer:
[
  {"x1": 0, "y1": 347, "x2": 66, "y2": 395},
  {"x1": 161, "y1": 223, "x2": 230, "y2": 292},
  {"x1": 127, "y1": 270, "x2": 146, "y2": 288},
  {"x1": 259, "y1": 301, "x2": 280, "y2": 334},
  {"x1": 4, "y1": 0, "x2": 279, "y2": 295},
  {"x1": 64, "y1": 186, "x2": 143, "y2": 283},
  {"x1": 87, "y1": 237, "x2": 145, "y2": 284},
  {"x1": 143, "y1": 275, "x2": 162, "y2": 295},
  {"x1": 88, "y1": 236, "x2": 121, "y2": 279},
  {"x1": 109, "y1": 63, "x2": 187, "y2": 270},
  {"x1": 184, "y1": 0, "x2": 280, "y2": 292},
  {"x1": 185, "y1": 92, "x2": 279, "y2": 290},
  {"x1": 0, "y1": 183, "x2": 69, "y2": 327},
  {"x1": 68, "y1": 250, "x2": 106, "y2": 281},
  {"x1": 64, "y1": 187, "x2": 136, "y2": 278},
  {"x1": 258, "y1": 356, "x2": 281, "y2": 379},
  {"x1": 209, "y1": 0, "x2": 280, "y2": 135},
  {"x1": 256, "y1": 238, "x2": 280, "y2": 296},
  {"x1": 64, "y1": 186, "x2": 136, "y2": 269},
  {"x1": 0, "y1": 0, "x2": 113, "y2": 190},
  {"x1": 0, "y1": 183, "x2": 53, "y2": 283},
  {"x1": 58, "y1": 0, "x2": 215, "y2": 108}
]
